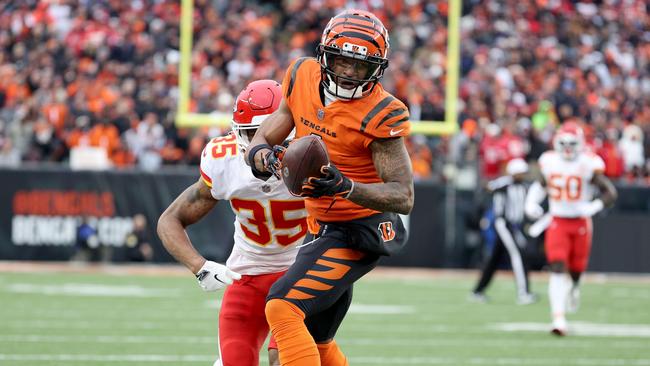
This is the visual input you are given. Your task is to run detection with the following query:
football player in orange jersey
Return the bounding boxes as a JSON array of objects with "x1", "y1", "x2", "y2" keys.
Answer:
[{"x1": 245, "y1": 9, "x2": 414, "y2": 366}]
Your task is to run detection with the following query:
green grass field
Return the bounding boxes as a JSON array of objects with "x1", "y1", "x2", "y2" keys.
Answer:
[{"x1": 0, "y1": 266, "x2": 649, "y2": 366}]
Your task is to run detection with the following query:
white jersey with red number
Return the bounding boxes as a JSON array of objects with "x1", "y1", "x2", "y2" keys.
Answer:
[
  {"x1": 539, "y1": 150, "x2": 605, "y2": 218},
  {"x1": 199, "y1": 133, "x2": 308, "y2": 275}
]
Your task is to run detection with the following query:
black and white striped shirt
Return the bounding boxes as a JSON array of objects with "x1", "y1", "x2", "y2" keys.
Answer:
[{"x1": 488, "y1": 176, "x2": 527, "y2": 226}]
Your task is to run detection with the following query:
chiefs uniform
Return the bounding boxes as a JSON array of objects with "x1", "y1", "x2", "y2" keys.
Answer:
[
  {"x1": 200, "y1": 133, "x2": 307, "y2": 275},
  {"x1": 200, "y1": 81, "x2": 308, "y2": 366},
  {"x1": 539, "y1": 150, "x2": 605, "y2": 272}
]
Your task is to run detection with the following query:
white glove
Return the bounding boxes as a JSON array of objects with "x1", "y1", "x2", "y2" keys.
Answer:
[
  {"x1": 582, "y1": 199, "x2": 604, "y2": 217},
  {"x1": 525, "y1": 201, "x2": 544, "y2": 220},
  {"x1": 528, "y1": 213, "x2": 552, "y2": 238},
  {"x1": 525, "y1": 181, "x2": 546, "y2": 220},
  {"x1": 195, "y1": 261, "x2": 241, "y2": 292}
]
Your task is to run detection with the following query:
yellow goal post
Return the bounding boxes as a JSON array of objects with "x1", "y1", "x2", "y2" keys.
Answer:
[{"x1": 176, "y1": 0, "x2": 461, "y2": 136}]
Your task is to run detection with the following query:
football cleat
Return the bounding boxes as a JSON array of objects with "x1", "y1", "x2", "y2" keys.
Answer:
[
  {"x1": 468, "y1": 292, "x2": 489, "y2": 304},
  {"x1": 551, "y1": 317, "x2": 568, "y2": 336},
  {"x1": 567, "y1": 287, "x2": 580, "y2": 313},
  {"x1": 516, "y1": 293, "x2": 539, "y2": 305}
]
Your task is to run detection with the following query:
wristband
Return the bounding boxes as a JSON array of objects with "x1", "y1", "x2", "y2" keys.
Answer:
[{"x1": 247, "y1": 144, "x2": 273, "y2": 179}]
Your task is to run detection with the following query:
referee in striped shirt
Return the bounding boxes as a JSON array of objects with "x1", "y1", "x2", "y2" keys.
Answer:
[{"x1": 470, "y1": 158, "x2": 537, "y2": 305}]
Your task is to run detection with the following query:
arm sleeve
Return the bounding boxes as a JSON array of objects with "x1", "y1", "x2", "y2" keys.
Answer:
[
  {"x1": 492, "y1": 191, "x2": 506, "y2": 218},
  {"x1": 199, "y1": 140, "x2": 225, "y2": 200},
  {"x1": 199, "y1": 146, "x2": 213, "y2": 189}
]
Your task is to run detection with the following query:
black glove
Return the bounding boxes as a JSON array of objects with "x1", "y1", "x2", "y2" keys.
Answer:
[
  {"x1": 263, "y1": 145, "x2": 286, "y2": 180},
  {"x1": 248, "y1": 144, "x2": 285, "y2": 180},
  {"x1": 301, "y1": 164, "x2": 353, "y2": 198}
]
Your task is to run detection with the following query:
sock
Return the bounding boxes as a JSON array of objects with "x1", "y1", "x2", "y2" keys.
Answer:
[
  {"x1": 317, "y1": 340, "x2": 348, "y2": 366},
  {"x1": 548, "y1": 273, "x2": 570, "y2": 319},
  {"x1": 266, "y1": 299, "x2": 320, "y2": 365}
]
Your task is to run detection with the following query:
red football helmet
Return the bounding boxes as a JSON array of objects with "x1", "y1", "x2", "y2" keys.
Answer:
[
  {"x1": 317, "y1": 9, "x2": 390, "y2": 100},
  {"x1": 553, "y1": 122, "x2": 584, "y2": 160},
  {"x1": 231, "y1": 80, "x2": 282, "y2": 150}
]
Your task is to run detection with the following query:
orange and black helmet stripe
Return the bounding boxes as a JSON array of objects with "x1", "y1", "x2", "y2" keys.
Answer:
[{"x1": 322, "y1": 10, "x2": 389, "y2": 58}]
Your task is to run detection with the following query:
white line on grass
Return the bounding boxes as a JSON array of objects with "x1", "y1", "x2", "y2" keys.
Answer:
[
  {"x1": 349, "y1": 357, "x2": 650, "y2": 365},
  {"x1": 1, "y1": 334, "x2": 647, "y2": 350},
  {"x1": 0, "y1": 354, "x2": 215, "y2": 362},
  {"x1": 492, "y1": 322, "x2": 650, "y2": 337},
  {"x1": 204, "y1": 301, "x2": 416, "y2": 314},
  {"x1": 0, "y1": 354, "x2": 648, "y2": 365},
  {"x1": 3, "y1": 320, "x2": 215, "y2": 331},
  {"x1": 6, "y1": 283, "x2": 180, "y2": 297},
  {"x1": 0, "y1": 335, "x2": 215, "y2": 344}
]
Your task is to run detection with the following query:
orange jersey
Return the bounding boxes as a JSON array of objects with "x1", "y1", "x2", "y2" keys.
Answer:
[{"x1": 281, "y1": 57, "x2": 411, "y2": 222}]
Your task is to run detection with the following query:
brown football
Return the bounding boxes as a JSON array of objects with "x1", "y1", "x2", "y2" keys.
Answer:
[{"x1": 281, "y1": 135, "x2": 330, "y2": 196}]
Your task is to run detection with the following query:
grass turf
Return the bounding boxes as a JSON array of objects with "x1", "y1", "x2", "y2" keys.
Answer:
[{"x1": 0, "y1": 268, "x2": 648, "y2": 366}]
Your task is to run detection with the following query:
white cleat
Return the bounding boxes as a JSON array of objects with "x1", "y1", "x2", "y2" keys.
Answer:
[
  {"x1": 468, "y1": 292, "x2": 489, "y2": 303},
  {"x1": 551, "y1": 317, "x2": 568, "y2": 336},
  {"x1": 516, "y1": 293, "x2": 538, "y2": 305},
  {"x1": 567, "y1": 287, "x2": 580, "y2": 313}
]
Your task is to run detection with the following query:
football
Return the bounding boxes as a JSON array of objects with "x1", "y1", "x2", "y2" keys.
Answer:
[{"x1": 281, "y1": 135, "x2": 330, "y2": 195}]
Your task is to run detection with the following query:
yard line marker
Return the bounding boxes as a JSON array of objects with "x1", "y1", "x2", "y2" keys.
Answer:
[
  {"x1": 6, "y1": 283, "x2": 179, "y2": 297},
  {"x1": 1, "y1": 334, "x2": 646, "y2": 350},
  {"x1": 349, "y1": 357, "x2": 650, "y2": 365},
  {"x1": 0, "y1": 354, "x2": 215, "y2": 362},
  {"x1": 0, "y1": 354, "x2": 648, "y2": 365},
  {"x1": 204, "y1": 300, "x2": 416, "y2": 314},
  {"x1": 492, "y1": 322, "x2": 650, "y2": 337},
  {"x1": 0, "y1": 335, "x2": 215, "y2": 344},
  {"x1": 348, "y1": 303, "x2": 416, "y2": 314}
]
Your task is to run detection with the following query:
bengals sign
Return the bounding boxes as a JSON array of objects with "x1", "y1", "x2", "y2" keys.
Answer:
[{"x1": 11, "y1": 190, "x2": 133, "y2": 247}]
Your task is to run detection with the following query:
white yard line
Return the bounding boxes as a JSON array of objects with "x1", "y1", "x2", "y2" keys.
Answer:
[
  {"x1": 2, "y1": 261, "x2": 650, "y2": 283},
  {"x1": 6, "y1": 283, "x2": 180, "y2": 297},
  {"x1": 350, "y1": 357, "x2": 650, "y2": 365},
  {"x1": 3, "y1": 320, "x2": 215, "y2": 331},
  {"x1": 0, "y1": 354, "x2": 215, "y2": 362},
  {"x1": 0, "y1": 354, "x2": 648, "y2": 365},
  {"x1": 492, "y1": 322, "x2": 650, "y2": 337},
  {"x1": 1, "y1": 334, "x2": 647, "y2": 349}
]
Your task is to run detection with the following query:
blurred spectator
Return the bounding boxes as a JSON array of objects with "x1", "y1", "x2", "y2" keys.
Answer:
[
  {"x1": 124, "y1": 214, "x2": 154, "y2": 262},
  {"x1": 619, "y1": 124, "x2": 646, "y2": 179},
  {"x1": 479, "y1": 123, "x2": 505, "y2": 180},
  {"x1": 407, "y1": 135, "x2": 433, "y2": 181},
  {"x1": 0, "y1": 0, "x2": 647, "y2": 186},
  {"x1": 596, "y1": 128, "x2": 624, "y2": 179},
  {"x1": 70, "y1": 216, "x2": 107, "y2": 263},
  {"x1": 0, "y1": 134, "x2": 20, "y2": 167}
]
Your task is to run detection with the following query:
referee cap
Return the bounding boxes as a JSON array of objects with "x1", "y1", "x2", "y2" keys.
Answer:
[{"x1": 506, "y1": 158, "x2": 528, "y2": 176}]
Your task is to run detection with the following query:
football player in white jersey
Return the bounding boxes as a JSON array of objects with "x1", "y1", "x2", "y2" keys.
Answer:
[
  {"x1": 157, "y1": 80, "x2": 308, "y2": 366},
  {"x1": 525, "y1": 122, "x2": 617, "y2": 336}
]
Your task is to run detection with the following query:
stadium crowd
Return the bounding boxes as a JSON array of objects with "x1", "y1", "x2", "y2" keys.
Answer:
[{"x1": 0, "y1": 0, "x2": 648, "y2": 185}]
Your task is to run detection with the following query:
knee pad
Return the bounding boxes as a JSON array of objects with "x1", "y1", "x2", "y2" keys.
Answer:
[{"x1": 266, "y1": 298, "x2": 305, "y2": 326}]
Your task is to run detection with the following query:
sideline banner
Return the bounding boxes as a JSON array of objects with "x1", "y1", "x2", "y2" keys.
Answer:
[
  {"x1": 0, "y1": 167, "x2": 235, "y2": 263},
  {"x1": 0, "y1": 167, "x2": 648, "y2": 272}
]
